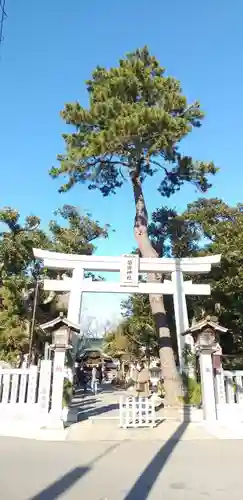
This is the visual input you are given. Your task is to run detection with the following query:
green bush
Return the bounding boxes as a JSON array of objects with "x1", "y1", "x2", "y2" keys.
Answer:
[{"x1": 181, "y1": 374, "x2": 201, "y2": 407}]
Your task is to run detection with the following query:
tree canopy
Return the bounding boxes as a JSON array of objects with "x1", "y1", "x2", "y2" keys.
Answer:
[
  {"x1": 183, "y1": 199, "x2": 243, "y2": 353},
  {"x1": 0, "y1": 205, "x2": 108, "y2": 363},
  {"x1": 148, "y1": 198, "x2": 243, "y2": 355},
  {"x1": 50, "y1": 46, "x2": 216, "y2": 197}
]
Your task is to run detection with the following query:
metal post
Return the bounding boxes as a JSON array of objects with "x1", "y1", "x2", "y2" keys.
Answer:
[{"x1": 28, "y1": 279, "x2": 39, "y2": 366}]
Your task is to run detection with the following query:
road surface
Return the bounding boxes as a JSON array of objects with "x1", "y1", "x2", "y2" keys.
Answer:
[{"x1": 0, "y1": 434, "x2": 243, "y2": 499}]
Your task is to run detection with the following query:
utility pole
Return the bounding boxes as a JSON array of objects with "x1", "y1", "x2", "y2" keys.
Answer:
[{"x1": 28, "y1": 279, "x2": 39, "y2": 366}]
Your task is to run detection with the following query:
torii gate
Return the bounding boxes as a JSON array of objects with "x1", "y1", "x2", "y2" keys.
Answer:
[{"x1": 33, "y1": 248, "x2": 221, "y2": 369}]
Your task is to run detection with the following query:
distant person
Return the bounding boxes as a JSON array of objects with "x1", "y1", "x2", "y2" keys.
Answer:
[
  {"x1": 98, "y1": 364, "x2": 103, "y2": 385},
  {"x1": 79, "y1": 367, "x2": 88, "y2": 393},
  {"x1": 102, "y1": 364, "x2": 107, "y2": 382},
  {"x1": 132, "y1": 361, "x2": 150, "y2": 398},
  {"x1": 74, "y1": 360, "x2": 80, "y2": 387},
  {"x1": 91, "y1": 365, "x2": 98, "y2": 395}
]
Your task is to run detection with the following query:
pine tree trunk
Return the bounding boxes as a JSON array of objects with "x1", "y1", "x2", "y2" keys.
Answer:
[{"x1": 132, "y1": 176, "x2": 182, "y2": 405}]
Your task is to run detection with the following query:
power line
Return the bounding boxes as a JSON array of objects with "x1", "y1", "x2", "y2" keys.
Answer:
[{"x1": 0, "y1": 0, "x2": 7, "y2": 47}]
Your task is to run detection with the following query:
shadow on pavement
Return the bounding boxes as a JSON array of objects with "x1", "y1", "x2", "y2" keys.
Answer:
[
  {"x1": 30, "y1": 443, "x2": 121, "y2": 500},
  {"x1": 77, "y1": 402, "x2": 118, "y2": 421},
  {"x1": 124, "y1": 418, "x2": 188, "y2": 500},
  {"x1": 29, "y1": 466, "x2": 90, "y2": 500}
]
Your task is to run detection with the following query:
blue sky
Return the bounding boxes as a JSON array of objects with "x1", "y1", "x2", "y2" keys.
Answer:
[{"x1": 1, "y1": 0, "x2": 243, "y2": 329}]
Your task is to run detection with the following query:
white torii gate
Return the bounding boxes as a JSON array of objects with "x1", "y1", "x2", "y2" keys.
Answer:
[{"x1": 33, "y1": 248, "x2": 221, "y2": 369}]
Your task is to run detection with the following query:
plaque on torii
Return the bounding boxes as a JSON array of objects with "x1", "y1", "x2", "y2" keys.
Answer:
[{"x1": 33, "y1": 248, "x2": 221, "y2": 370}]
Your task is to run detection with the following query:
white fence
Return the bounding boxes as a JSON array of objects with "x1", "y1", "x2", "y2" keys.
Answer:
[
  {"x1": 119, "y1": 396, "x2": 156, "y2": 428},
  {"x1": 0, "y1": 360, "x2": 52, "y2": 419},
  {"x1": 215, "y1": 370, "x2": 243, "y2": 422}
]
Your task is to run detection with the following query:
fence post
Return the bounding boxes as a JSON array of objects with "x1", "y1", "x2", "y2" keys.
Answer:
[
  {"x1": 18, "y1": 372, "x2": 28, "y2": 404},
  {"x1": 215, "y1": 371, "x2": 226, "y2": 405},
  {"x1": 1, "y1": 372, "x2": 10, "y2": 404},
  {"x1": 27, "y1": 366, "x2": 38, "y2": 404},
  {"x1": 199, "y1": 348, "x2": 217, "y2": 422},
  {"x1": 225, "y1": 372, "x2": 234, "y2": 404},
  {"x1": 50, "y1": 348, "x2": 65, "y2": 421},
  {"x1": 38, "y1": 360, "x2": 52, "y2": 414},
  {"x1": 235, "y1": 374, "x2": 243, "y2": 404}
]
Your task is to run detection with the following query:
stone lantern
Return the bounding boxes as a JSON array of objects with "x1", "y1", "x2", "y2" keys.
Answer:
[
  {"x1": 40, "y1": 313, "x2": 80, "y2": 422},
  {"x1": 182, "y1": 317, "x2": 228, "y2": 422},
  {"x1": 40, "y1": 312, "x2": 80, "y2": 351},
  {"x1": 182, "y1": 317, "x2": 227, "y2": 356},
  {"x1": 52, "y1": 325, "x2": 71, "y2": 350}
]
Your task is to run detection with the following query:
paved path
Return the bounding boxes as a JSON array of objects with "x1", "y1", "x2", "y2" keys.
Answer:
[
  {"x1": 67, "y1": 385, "x2": 167, "y2": 425},
  {"x1": 1, "y1": 435, "x2": 243, "y2": 499},
  {"x1": 66, "y1": 419, "x2": 214, "y2": 441},
  {"x1": 67, "y1": 385, "x2": 125, "y2": 423}
]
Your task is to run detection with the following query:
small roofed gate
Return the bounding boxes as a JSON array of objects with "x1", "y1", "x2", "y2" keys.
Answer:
[
  {"x1": 0, "y1": 360, "x2": 52, "y2": 420},
  {"x1": 79, "y1": 349, "x2": 113, "y2": 368}
]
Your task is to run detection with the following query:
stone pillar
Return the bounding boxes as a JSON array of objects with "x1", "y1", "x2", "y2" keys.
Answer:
[
  {"x1": 213, "y1": 344, "x2": 226, "y2": 405},
  {"x1": 38, "y1": 360, "x2": 52, "y2": 414},
  {"x1": 199, "y1": 347, "x2": 217, "y2": 421},
  {"x1": 67, "y1": 266, "x2": 84, "y2": 324},
  {"x1": 171, "y1": 268, "x2": 194, "y2": 374},
  {"x1": 50, "y1": 348, "x2": 66, "y2": 423}
]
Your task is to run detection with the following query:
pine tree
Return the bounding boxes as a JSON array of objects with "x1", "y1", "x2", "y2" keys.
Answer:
[{"x1": 51, "y1": 47, "x2": 217, "y2": 404}]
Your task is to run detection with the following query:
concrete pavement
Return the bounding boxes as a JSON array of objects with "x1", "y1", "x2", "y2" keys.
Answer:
[
  {"x1": 66, "y1": 419, "x2": 214, "y2": 441},
  {"x1": 1, "y1": 434, "x2": 243, "y2": 499}
]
